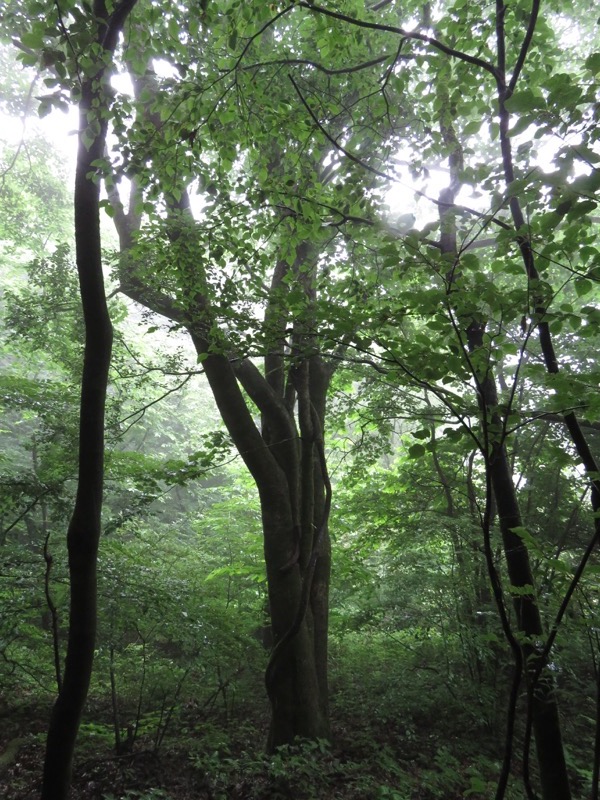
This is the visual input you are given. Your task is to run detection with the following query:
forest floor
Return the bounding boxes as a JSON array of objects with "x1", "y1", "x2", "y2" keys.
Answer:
[
  {"x1": 0, "y1": 691, "x2": 512, "y2": 800},
  {"x1": 1, "y1": 634, "x2": 589, "y2": 800}
]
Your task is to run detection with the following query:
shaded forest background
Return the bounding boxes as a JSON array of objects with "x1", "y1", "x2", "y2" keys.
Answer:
[{"x1": 0, "y1": 0, "x2": 599, "y2": 798}]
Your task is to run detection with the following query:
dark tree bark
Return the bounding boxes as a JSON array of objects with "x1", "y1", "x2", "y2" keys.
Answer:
[
  {"x1": 41, "y1": 3, "x2": 137, "y2": 798},
  {"x1": 434, "y1": 62, "x2": 571, "y2": 797},
  {"x1": 467, "y1": 326, "x2": 571, "y2": 800},
  {"x1": 198, "y1": 271, "x2": 333, "y2": 747}
]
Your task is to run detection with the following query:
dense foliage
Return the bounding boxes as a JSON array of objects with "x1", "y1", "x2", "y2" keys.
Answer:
[{"x1": 1, "y1": 1, "x2": 599, "y2": 798}]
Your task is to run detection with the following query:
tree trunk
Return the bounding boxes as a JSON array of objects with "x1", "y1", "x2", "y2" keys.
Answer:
[
  {"x1": 41, "y1": 4, "x2": 137, "y2": 798},
  {"x1": 434, "y1": 59, "x2": 570, "y2": 795},
  {"x1": 469, "y1": 332, "x2": 571, "y2": 800},
  {"x1": 198, "y1": 345, "x2": 331, "y2": 749},
  {"x1": 261, "y1": 484, "x2": 327, "y2": 747},
  {"x1": 308, "y1": 358, "x2": 332, "y2": 723}
]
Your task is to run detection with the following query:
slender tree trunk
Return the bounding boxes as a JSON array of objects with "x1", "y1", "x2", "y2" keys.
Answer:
[
  {"x1": 308, "y1": 358, "x2": 332, "y2": 723},
  {"x1": 42, "y1": 87, "x2": 112, "y2": 800},
  {"x1": 434, "y1": 58, "x2": 570, "y2": 796},
  {"x1": 41, "y1": 4, "x2": 137, "y2": 798},
  {"x1": 468, "y1": 325, "x2": 571, "y2": 800},
  {"x1": 492, "y1": 5, "x2": 600, "y2": 795}
]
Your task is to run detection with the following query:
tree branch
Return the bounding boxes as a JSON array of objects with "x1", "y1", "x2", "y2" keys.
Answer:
[
  {"x1": 234, "y1": 358, "x2": 297, "y2": 445},
  {"x1": 508, "y1": 0, "x2": 541, "y2": 93},
  {"x1": 240, "y1": 54, "x2": 393, "y2": 76},
  {"x1": 295, "y1": 1, "x2": 500, "y2": 80}
]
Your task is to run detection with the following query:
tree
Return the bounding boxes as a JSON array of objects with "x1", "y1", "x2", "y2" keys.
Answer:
[
  {"x1": 100, "y1": 0, "x2": 425, "y2": 745},
  {"x1": 109, "y1": 91, "x2": 336, "y2": 749},
  {"x1": 94, "y1": 2, "x2": 391, "y2": 745},
  {"x1": 7, "y1": 2, "x2": 139, "y2": 797}
]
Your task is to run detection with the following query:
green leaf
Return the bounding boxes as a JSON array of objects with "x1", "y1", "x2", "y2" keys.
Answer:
[
  {"x1": 506, "y1": 178, "x2": 529, "y2": 198},
  {"x1": 584, "y1": 53, "x2": 600, "y2": 74},
  {"x1": 408, "y1": 443, "x2": 426, "y2": 458},
  {"x1": 100, "y1": 201, "x2": 115, "y2": 218},
  {"x1": 21, "y1": 30, "x2": 45, "y2": 49},
  {"x1": 462, "y1": 119, "x2": 482, "y2": 136},
  {"x1": 574, "y1": 278, "x2": 593, "y2": 297},
  {"x1": 507, "y1": 115, "x2": 534, "y2": 138},
  {"x1": 504, "y1": 90, "x2": 541, "y2": 113},
  {"x1": 567, "y1": 200, "x2": 597, "y2": 220},
  {"x1": 81, "y1": 129, "x2": 95, "y2": 151},
  {"x1": 38, "y1": 98, "x2": 52, "y2": 118}
]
